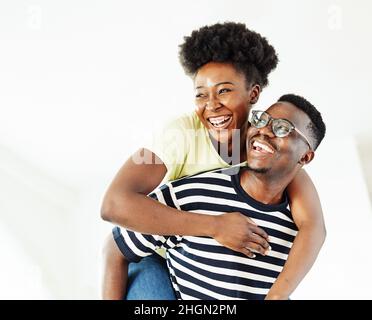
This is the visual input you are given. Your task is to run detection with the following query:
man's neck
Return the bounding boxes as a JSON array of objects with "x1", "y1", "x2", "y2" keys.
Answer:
[{"x1": 239, "y1": 168, "x2": 295, "y2": 205}]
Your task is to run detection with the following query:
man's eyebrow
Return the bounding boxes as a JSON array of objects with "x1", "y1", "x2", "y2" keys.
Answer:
[{"x1": 195, "y1": 82, "x2": 235, "y2": 89}]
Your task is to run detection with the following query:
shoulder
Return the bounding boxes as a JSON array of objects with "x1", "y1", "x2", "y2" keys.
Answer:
[
  {"x1": 155, "y1": 112, "x2": 204, "y2": 149},
  {"x1": 147, "y1": 112, "x2": 198, "y2": 151},
  {"x1": 161, "y1": 112, "x2": 202, "y2": 132}
]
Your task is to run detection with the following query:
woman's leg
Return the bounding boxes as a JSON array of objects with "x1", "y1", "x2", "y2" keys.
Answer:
[{"x1": 125, "y1": 254, "x2": 177, "y2": 300}]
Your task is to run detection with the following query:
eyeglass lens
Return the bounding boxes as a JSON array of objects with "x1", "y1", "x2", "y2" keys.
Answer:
[{"x1": 252, "y1": 112, "x2": 292, "y2": 137}]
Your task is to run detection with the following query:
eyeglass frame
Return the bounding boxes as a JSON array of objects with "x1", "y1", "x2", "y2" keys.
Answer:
[{"x1": 249, "y1": 110, "x2": 313, "y2": 151}]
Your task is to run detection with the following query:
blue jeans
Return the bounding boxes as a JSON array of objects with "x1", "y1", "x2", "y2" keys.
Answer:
[{"x1": 125, "y1": 254, "x2": 177, "y2": 300}]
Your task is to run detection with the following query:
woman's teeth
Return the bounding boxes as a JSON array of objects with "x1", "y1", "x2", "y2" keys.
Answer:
[{"x1": 208, "y1": 115, "x2": 232, "y2": 128}]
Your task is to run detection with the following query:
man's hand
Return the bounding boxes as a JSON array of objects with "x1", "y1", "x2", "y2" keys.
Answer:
[{"x1": 211, "y1": 212, "x2": 271, "y2": 257}]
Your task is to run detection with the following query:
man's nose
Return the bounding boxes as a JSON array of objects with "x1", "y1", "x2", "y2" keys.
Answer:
[{"x1": 256, "y1": 122, "x2": 275, "y2": 138}]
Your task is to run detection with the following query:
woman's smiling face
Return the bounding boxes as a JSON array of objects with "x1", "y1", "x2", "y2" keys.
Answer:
[{"x1": 194, "y1": 62, "x2": 259, "y2": 144}]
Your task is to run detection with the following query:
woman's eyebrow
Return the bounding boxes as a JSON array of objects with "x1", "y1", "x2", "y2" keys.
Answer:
[{"x1": 195, "y1": 81, "x2": 234, "y2": 89}]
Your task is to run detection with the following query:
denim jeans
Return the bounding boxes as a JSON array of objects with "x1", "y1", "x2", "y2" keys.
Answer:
[{"x1": 125, "y1": 254, "x2": 177, "y2": 300}]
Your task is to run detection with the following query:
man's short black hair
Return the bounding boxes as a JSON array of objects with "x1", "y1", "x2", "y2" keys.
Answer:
[
  {"x1": 278, "y1": 94, "x2": 326, "y2": 150},
  {"x1": 179, "y1": 22, "x2": 279, "y2": 88}
]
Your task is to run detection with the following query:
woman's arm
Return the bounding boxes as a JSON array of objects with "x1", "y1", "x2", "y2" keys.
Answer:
[
  {"x1": 265, "y1": 169, "x2": 326, "y2": 299},
  {"x1": 101, "y1": 234, "x2": 129, "y2": 300},
  {"x1": 101, "y1": 148, "x2": 270, "y2": 257},
  {"x1": 101, "y1": 148, "x2": 216, "y2": 236}
]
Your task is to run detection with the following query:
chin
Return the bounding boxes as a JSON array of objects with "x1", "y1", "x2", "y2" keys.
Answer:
[{"x1": 246, "y1": 164, "x2": 270, "y2": 174}]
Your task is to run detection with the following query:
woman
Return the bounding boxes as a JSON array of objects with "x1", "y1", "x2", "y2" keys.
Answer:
[{"x1": 101, "y1": 22, "x2": 324, "y2": 299}]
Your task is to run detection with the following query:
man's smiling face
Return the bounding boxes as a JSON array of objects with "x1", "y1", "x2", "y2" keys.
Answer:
[{"x1": 246, "y1": 102, "x2": 313, "y2": 176}]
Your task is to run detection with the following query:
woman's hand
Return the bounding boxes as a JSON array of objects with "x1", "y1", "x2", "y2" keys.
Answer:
[
  {"x1": 211, "y1": 212, "x2": 271, "y2": 257},
  {"x1": 265, "y1": 293, "x2": 289, "y2": 300}
]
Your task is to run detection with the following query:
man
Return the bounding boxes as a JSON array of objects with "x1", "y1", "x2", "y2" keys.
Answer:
[{"x1": 102, "y1": 94, "x2": 326, "y2": 300}]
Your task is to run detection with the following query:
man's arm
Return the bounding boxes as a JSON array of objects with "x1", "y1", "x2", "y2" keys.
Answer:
[
  {"x1": 101, "y1": 234, "x2": 129, "y2": 300},
  {"x1": 265, "y1": 169, "x2": 326, "y2": 299},
  {"x1": 101, "y1": 148, "x2": 270, "y2": 257}
]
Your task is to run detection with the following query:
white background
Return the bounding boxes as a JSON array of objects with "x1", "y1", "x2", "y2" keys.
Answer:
[{"x1": 0, "y1": 0, "x2": 372, "y2": 299}]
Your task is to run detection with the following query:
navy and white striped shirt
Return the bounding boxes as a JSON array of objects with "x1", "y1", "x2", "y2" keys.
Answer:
[{"x1": 113, "y1": 167, "x2": 298, "y2": 300}]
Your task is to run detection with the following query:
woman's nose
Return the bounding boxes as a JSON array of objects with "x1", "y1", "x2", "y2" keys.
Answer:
[{"x1": 205, "y1": 97, "x2": 222, "y2": 111}]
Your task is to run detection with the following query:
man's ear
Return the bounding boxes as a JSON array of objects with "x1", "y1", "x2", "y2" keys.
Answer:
[
  {"x1": 249, "y1": 84, "x2": 261, "y2": 105},
  {"x1": 298, "y1": 150, "x2": 315, "y2": 165}
]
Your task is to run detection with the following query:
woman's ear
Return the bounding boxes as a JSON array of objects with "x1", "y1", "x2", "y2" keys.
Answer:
[
  {"x1": 298, "y1": 150, "x2": 315, "y2": 165},
  {"x1": 249, "y1": 84, "x2": 261, "y2": 105}
]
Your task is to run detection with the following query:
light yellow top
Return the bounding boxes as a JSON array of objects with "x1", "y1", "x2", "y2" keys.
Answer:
[{"x1": 147, "y1": 112, "x2": 241, "y2": 183}]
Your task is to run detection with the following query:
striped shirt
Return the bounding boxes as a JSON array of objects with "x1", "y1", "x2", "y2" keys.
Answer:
[{"x1": 113, "y1": 167, "x2": 298, "y2": 300}]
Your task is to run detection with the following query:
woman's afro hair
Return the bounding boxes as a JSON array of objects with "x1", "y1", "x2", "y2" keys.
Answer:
[{"x1": 179, "y1": 22, "x2": 279, "y2": 88}]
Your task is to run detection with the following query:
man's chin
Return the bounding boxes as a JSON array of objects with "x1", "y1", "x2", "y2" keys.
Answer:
[{"x1": 246, "y1": 164, "x2": 270, "y2": 174}]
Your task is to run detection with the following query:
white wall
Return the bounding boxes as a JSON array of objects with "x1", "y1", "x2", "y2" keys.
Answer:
[
  {"x1": 0, "y1": 0, "x2": 371, "y2": 299},
  {"x1": 291, "y1": 137, "x2": 372, "y2": 299},
  {"x1": 0, "y1": 145, "x2": 79, "y2": 298}
]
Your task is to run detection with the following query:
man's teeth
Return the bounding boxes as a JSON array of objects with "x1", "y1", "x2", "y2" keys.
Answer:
[
  {"x1": 208, "y1": 116, "x2": 231, "y2": 127},
  {"x1": 253, "y1": 141, "x2": 274, "y2": 154}
]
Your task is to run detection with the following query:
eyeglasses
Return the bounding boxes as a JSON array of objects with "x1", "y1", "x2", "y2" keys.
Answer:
[{"x1": 249, "y1": 110, "x2": 313, "y2": 150}]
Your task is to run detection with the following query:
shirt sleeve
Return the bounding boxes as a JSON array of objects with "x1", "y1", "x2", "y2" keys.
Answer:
[
  {"x1": 112, "y1": 183, "x2": 182, "y2": 262},
  {"x1": 143, "y1": 114, "x2": 193, "y2": 182}
]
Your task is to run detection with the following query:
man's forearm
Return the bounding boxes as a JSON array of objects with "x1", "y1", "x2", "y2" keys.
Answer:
[{"x1": 265, "y1": 225, "x2": 326, "y2": 300}]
